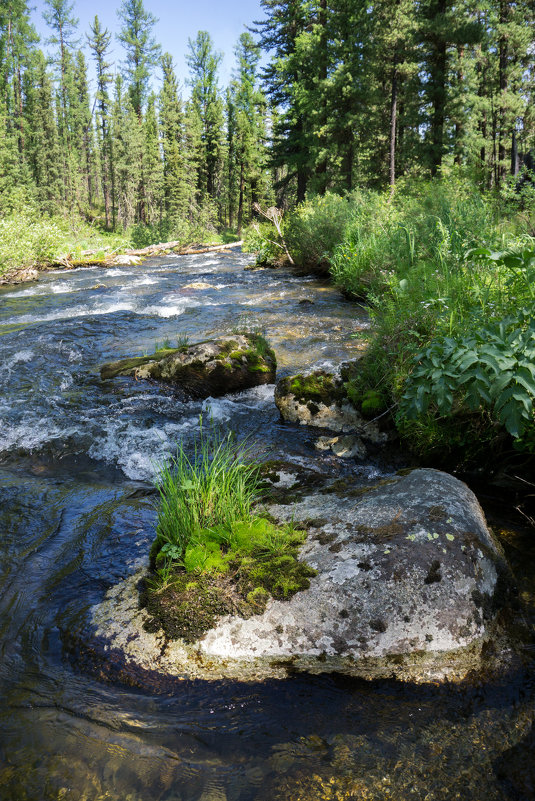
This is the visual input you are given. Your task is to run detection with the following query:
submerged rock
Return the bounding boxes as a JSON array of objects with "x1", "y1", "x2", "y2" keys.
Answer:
[
  {"x1": 314, "y1": 434, "x2": 367, "y2": 459},
  {"x1": 100, "y1": 334, "x2": 276, "y2": 399},
  {"x1": 274, "y1": 367, "x2": 388, "y2": 445},
  {"x1": 89, "y1": 468, "x2": 515, "y2": 683}
]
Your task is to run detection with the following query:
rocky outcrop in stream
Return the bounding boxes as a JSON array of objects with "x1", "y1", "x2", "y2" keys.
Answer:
[
  {"x1": 100, "y1": 334, "x2": 276, "y2": 398},
  {"x1": 90, "y1": 468, "x2": 514, "y2": 684},
  {"x1": 274, "y1": 367, "x2": 390, "y2": 457}
]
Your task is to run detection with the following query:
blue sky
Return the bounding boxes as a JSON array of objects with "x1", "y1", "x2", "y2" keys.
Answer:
[{"x1": 30, "y1": 0, "x2": 265, "y2": 94}]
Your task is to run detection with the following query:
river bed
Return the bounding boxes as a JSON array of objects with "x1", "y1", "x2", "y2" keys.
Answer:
[{"x1": 0, "y1": 251, "x2": 534, "y2": 800}]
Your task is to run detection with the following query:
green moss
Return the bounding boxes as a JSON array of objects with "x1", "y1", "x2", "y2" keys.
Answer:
[
  {"x1": 288, "y1": 371, "x2": 345, "y2": 406},
  {"x1": 344, "y1": 380, "x2": 387, "y2": 417},
  {"x1": 144, "y1": 516, "x2": 317, "y2": 641}
]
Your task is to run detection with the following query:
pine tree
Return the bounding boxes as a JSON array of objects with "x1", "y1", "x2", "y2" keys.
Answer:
[
  {"x1": 24, "y1": 49, "x2": 63, "y2": 213},
  {"x1": 71, "y1": 49, "x2": 96, "y2": 212},
  {"x1": 159, "y1": 52, "x2": 194, "y2": 226},
  {"x1": 254, "y1": 0, "x2": 312, "y2": 202},
  {"x1": 186, "y1": 31, "x2": 224, "y2": 207},
  {"x1": 117, "y1": 0, "x2": 160, "y2": 118},
  {"x1": 143, "y1": 92, "x2": 164, "y2": 224},
  {"x1": 88, "y1": 15, "x2": 114, "y2": 226},
  {"x1": 43, "y1": 0, "x2": 78, "y2": 201},
  {"x1": 230, "y1": 32, "x2": 268, "y2": 234}
]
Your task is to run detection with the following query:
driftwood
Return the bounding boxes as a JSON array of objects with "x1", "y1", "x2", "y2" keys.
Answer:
[
  {"x1": 44, "y1": 239, "x2": 244, "y2": 270},
  {"x1": 252, "y1": 203, "x2": 294, "y2": 265}
]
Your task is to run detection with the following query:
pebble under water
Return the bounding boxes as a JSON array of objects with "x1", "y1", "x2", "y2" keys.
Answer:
[{"x1": 0, "y1": 251, "x2": 534, "y2": 801}]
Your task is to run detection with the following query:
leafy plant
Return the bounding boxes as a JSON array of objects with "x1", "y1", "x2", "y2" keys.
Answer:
[{"x1": 399, "y1": 311, "x2": 535, "y2": 440}]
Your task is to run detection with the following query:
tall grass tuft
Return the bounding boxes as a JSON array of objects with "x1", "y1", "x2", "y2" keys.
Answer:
[{"x1": 154, "y1": 421, "x2": 261, "y2": 565}]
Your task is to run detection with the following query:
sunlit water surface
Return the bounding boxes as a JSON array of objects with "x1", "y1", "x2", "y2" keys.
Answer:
[{"x1": 0, "y1": 252, "x2": 534, "y2": 801}]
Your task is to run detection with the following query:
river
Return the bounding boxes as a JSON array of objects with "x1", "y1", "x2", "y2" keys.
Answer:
[{"x1": 0, "y1": 250, "x2": 534, "y2": 800}]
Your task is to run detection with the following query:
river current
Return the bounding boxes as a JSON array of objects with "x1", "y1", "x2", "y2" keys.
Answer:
[{"x1": 0, "y1": 251, "x2": 534, "y2": 800}]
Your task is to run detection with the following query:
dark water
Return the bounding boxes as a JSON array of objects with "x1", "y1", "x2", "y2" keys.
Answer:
[{"x1": 0, "y1": 252, "x2": 534, "y2": 801}]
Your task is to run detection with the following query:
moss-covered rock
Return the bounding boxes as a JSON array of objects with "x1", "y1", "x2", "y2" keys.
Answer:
[
  {"x1": 100, "y1": 334, "x2": 276, "y2": 398},
  {"x1": 143, "y1": 516, "x2": 317, "y2": 642},
  {"x1": 90, "y1": 468, "x2": 515, "y2": 683},
  {"x1": 274, "y1": 366, "x2": 389, "y2": 444}
]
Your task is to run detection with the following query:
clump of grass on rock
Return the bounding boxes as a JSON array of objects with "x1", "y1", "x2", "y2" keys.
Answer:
[{"x1": 142, "y1": 423, "x2": 316, "y2": 642}]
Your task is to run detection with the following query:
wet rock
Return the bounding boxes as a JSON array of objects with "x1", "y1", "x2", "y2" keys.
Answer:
[
  {"x1": 0, "y1": 266, "x2": 39, "y2": 286},
  {"x1": 111, "y1": 254, "x2": 142, "y2": 266},
  {"x1": 275, "y1": 368, "x2": 387, "y2": 444},
  {"x1": 100, "y1": 334, "x2": 276, "y2": 399},
  {"x1": 89, "y1": 468, "x2": 515, "y2": 683},
  {"x1": 314, "y1": 434, "x2": 367, "y2": 459}
]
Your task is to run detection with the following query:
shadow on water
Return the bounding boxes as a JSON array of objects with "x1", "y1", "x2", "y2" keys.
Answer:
[{"x1": 0, "y1": 252, "x2": 534, "y2": 800}]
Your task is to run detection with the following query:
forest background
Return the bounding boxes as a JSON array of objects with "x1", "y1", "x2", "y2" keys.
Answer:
[{"x1": 1, "y1": 0, "x2": 534, "y2": 258}]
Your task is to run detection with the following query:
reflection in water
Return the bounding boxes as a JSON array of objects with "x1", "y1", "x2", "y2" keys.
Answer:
[{"x1": 0, "y1": 252, "x2": 533, "y2": 800}]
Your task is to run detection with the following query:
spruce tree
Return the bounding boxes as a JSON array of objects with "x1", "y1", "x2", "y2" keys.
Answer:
[
  {"x1": 117, "y1": 0, "x2": 160, "y2": 118},
  {"x1": 186, "y1": 31, "x2": 224, "y2": 207},
  {"x1": 159, "y1": 52, "x2": 194, "y2": 227},
  {"x1": 88, "y1": 15, "x2": 114, "y2": 226}
]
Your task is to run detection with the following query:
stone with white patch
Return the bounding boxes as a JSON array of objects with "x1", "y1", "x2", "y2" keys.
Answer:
[{"x1": 89, "y1": 468, "x2": 514, "y2": 683}]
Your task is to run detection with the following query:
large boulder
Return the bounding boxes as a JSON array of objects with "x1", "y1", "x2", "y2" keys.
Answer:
[
  {"x1": 274, "y1": 367, "x2": 388, "y2": 446},
  {"x1": 89, "y1": 468, "x2": 514, "y2": 683},
  {"x1": 100, "y1": 334, "x2": 276, "y2": 398}
]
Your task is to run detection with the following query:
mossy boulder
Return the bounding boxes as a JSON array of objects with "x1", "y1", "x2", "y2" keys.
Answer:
[
  {"x1": 274, "y1": 365, "x2": 388, "y2": 445},
  {"x1": 100, "y1": 334, "x2": 276, "y2": 398},
  {"x1": 89, "y1": 468, "x2": 515, "y2": 683}
]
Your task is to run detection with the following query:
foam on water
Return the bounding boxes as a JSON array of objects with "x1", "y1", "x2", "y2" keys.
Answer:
[
  {"x1": 3, "y1": 350, "x2": 35, "y2": 371},
  {"x1": 0, "y1": 301, "x2": 136, "y2": 326},
  {"x1": 0, "y1": 418, "x2": 78, "y2": 453},
  {"x1": 88, "y1": 417, "x2": 197, "y2": 480}
]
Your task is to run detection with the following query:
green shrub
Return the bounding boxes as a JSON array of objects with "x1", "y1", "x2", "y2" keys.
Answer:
[
  {"x1": 0, "y1": 206, "x2": 129, "y2": 274},
  {"x1": 399, "y1": 310, "x2": 535, "y2": 443},
  {"x1": 323, "y1": 178, "x2": 535, "y2": 464},
  {"x1": 242, "y1": 221, "x2": 287, "y2": 265},
  {"x1": 284, "y1": 192, "x2": 357, "y2": 270}
]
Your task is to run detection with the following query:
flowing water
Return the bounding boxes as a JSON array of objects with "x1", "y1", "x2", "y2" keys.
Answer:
[{"x1": 0, "y1": 251, "x2": 534, "y2": 801}]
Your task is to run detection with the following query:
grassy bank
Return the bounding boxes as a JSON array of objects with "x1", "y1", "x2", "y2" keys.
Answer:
[
  {"x1": 0, "y1": 206, "x2": 231, "y2": 278},
  {"x1": 246, "y1": 176, "x2": 535, "y2": 468}
]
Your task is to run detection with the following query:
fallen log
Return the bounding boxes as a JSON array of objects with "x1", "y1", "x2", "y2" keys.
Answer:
[
  {"x1": 174, "y1": 241, "x2": 244, "y2": 256},
  {"x1": 29, "y1": 239, "x2": 245, "y2": 274}
]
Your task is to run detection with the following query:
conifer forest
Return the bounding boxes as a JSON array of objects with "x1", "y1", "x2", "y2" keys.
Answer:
[{"x1": 1, "y1": 0, "x2": 534, "y2": 243}]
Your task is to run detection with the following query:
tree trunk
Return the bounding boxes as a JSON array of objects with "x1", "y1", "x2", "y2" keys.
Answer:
[
  {"x1": 498, "y1": 0, "x2": 509, "y2": 184},
  {"x1": 389, "y1": 58, "x2": 398, "y2": 189},
  {"x1": 237, "y1": 159, "x2": 245, "y2": 237}
]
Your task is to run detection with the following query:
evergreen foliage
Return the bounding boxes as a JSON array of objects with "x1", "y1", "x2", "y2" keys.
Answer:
[{"x1": 0, "y1": 0, "x2": 533, "y2": 259}]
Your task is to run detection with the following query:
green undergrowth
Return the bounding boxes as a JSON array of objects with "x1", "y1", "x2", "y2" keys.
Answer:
[
  {"x1": 0, "y1": 204, "x2": 238, "y2": 277},
  {"x1": 281, "y1": 175, "x2": 535, "y2": 469},
  {"x1": 143, "y1": 424, "x2": 316, "y2": 642},
  {"x1": 0, "y1": 206, "x2": 128, "y2": 275}
]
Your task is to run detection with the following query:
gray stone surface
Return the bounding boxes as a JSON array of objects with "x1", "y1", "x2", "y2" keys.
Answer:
[{"x1": 90, "y1": 468, "x2": 514, "y2": 683}]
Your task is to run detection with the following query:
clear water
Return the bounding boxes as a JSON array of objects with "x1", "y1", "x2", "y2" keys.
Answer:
[{"x1": 0, "y1": 252, "x2": 533, "y2": 801}]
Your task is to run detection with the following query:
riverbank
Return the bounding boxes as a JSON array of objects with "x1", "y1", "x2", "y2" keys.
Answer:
[
  {"x1": 246, "y1": 179, "x2": 535, "y2": 482},
  {"x1": 0, "y1": 206, "x2": 243, "y2": 285}
]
